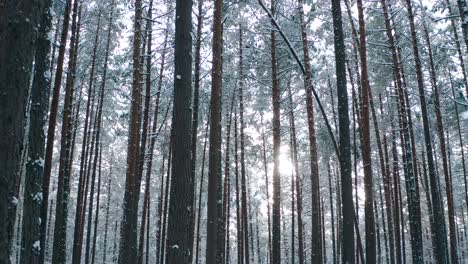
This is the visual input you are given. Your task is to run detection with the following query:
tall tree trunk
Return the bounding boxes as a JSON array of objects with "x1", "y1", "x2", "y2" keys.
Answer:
[
  {"x1": 355, "y1": 0, "x2": 376, "y2": 262},
  {"x1": 330, "y1": 0, "x2": 354, "y2": 262},
  {"x1": 327, "y1": 162, "x2": 337, "y2": 264},
  {"x1": 297, "y1": 1, "x2": 322, "y2": 261},
  {"x1": 205, "y1": 0, "x2": 223, "y2": 262},
  {"x1": 404, "y1": 0, "x2": 448, "y2": 262},
  {"x1": 19, "y1": 0, "x2": 53, "y2": 262},
  {"x1": 191, "y1": 0, "x2": 204, "y2": 254},
  {"x1": 270, "y1": 1, "x2": 282, "y2": 263},
  {"x1": 191, "y1": 0, "x2": 204, "y2": 197},
  {"x1": 165, "y1": 0, "x2": 194, "y2": 261},
  {"x1": 118, "y1": 0, "x2": 143, "y2": 261}
]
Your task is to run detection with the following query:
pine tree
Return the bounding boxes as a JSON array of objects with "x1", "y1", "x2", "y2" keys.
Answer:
[
  {"x1": 205, "y1": 0, "x2": 223, "y2": 262},
  {"x1": 18, "y1": 0, "x2": 53, "y2": 263},
  {"x1": 118, "y1": 0, "x2": 143, "y2": 261},
  {"x1": 330, "y1": 0, "x2": 354, "y2": 262},
  {"x1": 165, "y1": 0, "x2": 195, "y2": 262},
  {"x1": 270, "y1": 1, "x2": 282, "y2": 263}
]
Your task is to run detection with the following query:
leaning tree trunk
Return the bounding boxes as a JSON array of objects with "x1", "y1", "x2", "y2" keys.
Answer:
[
  {"x1": 423, "y1": 22, "x2": 458, "y2": 263},
  {"x1": 39, "y1": 0, "x2": 72, "y2": 261}
]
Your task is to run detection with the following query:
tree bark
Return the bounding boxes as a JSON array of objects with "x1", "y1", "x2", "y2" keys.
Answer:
[
  {"x1": 118, "y1": 0, "x2": 143, "y2": 261},
  {"x1": 165, "y1": 0, "x2": 194, "y2": 262},
  {"x1": 205, "y1": 0, "x2": 223, "y2": 262},
  {"x1": 270, "y1": 1, "x2": 282, "y2": 263},
  {"x1": 355, "y1": 0, "x2": 376, "y2": 262},
  {"x1": 19, "y1": 0, "x2": 53, "y2": 263},
  {"x1": 297, "y1": 1, "x2": 323, "y2": 262},
  {"x1": 330, "y1": 0, "x2": 354, "y2": 262}
]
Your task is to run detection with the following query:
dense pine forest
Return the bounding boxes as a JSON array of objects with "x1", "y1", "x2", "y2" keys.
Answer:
[{"x1": 1, "y1": 0, "x2": 468, "y2": 263}]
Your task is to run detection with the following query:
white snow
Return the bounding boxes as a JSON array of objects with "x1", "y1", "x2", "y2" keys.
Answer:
[
  {"x1": 33, "y1": 192, "x2": 43, "y2": 203},
  {"x1": 461, "y1": 110, "x2": 468, "y2": 120},
  {"x1": 32, "y1": 240, "x2": 41, "y2": 252},
  {"x1": 44, "y1": 70, "x2": 51, "y2": 81},
  {"x1": 176, "y1": 75, "x2": 182, "y2": 80},
  {"x1": 34, "y1": 158, "x2": 45, "y2": 167},
  {"x1": 172, "y1": 245, "x2": 179, "y2": 249},
  {"x1": 11, "y1": 196, "x2": 18, "y2": 205}
]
